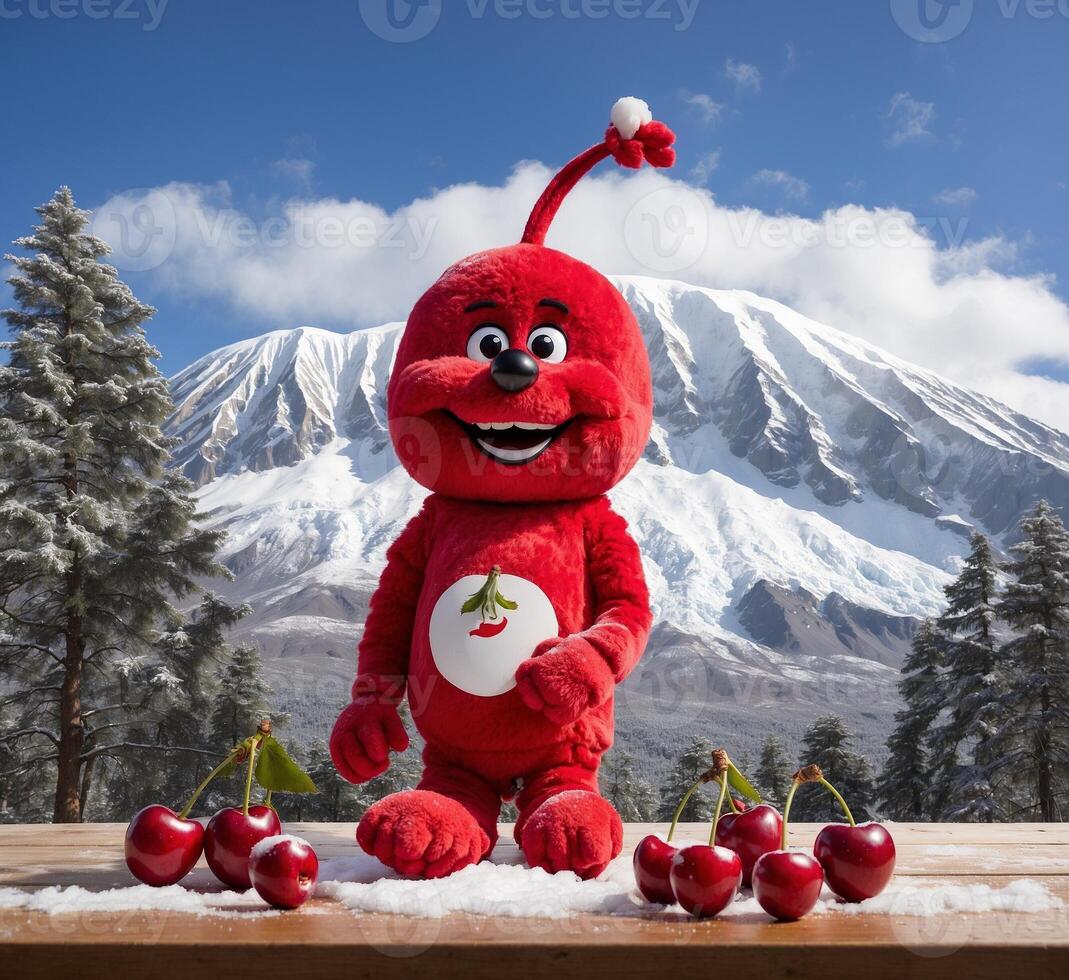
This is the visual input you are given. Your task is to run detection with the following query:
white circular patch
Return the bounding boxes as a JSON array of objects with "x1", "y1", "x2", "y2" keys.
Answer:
[{"x1": 429, "y1": 574, "x2": 559, "y2": 698}]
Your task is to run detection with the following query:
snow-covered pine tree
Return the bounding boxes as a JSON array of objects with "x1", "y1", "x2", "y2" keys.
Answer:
[
  {"x1": 209, "y1": 643, "x2": 276, "y2": 751},
  {"x1": 89, "y1": 594, "x2": 257, "y2": 819},
  {"x1": 877, "y1": 620, "x2": 943, "y2": 820},
  {"x1": 0, "y1": 188, "x2": 227, "y2": 822},
  {"x1": 792, "y1": 715, "x2": 876, "y2": 822},
  {"x1": 927, "y1": 532, "x2": 1004, "y2": 821},
  {"x1": 656, "y1": 737, "x2": 715, "y2": 823},
  {"x1": 992, "y1": 501, "x2": 1069, "y2": 821},
  {"x1": 600, "y1": 749, "x2": 657, "y2": 821},
  {"x1": 755, "y1": 735, "x2": 793, "y2": 809}
]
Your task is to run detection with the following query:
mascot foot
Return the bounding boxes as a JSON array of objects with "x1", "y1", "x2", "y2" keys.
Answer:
[
  {"x1": 357, "y1": 790, "x2": 491, "y2": 878},
  {"x1": 520, "y1": 790, "x2": 623, "y2": 880}
]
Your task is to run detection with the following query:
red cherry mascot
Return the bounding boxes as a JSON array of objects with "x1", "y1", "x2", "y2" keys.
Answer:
[{"x1": 330, "y1": 99, "x2": 675, "y2": 880}]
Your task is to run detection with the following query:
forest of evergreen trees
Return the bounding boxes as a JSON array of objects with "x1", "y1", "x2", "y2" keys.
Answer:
[{"x1": 1, "y1": 189, "x2": 1066, "y2": 825}]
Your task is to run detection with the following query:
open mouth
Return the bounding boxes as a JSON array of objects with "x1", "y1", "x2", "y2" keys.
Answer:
[{"x1": 445, "y1": 412, "x2": 574, "y2": 465}]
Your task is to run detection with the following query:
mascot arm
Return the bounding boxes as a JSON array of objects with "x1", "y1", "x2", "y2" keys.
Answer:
[
  {"x1": 516, "y1": 500, "x2": 651, "y2": 724},
  {"x1": 330, "y1": 507, "x2": 429, "y2": 784}
]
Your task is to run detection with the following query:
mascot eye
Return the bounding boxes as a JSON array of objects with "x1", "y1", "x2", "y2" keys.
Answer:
[
  {"x1": 466, "y1": 324, "x2": 509, "y2": 362},
  {"x1": 527, "y1": 324, "x2": 568, "y2": 364}
]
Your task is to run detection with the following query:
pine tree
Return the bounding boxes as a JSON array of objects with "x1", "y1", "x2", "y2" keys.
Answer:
[
  {"x1": 927, "y1": 532, "x2": 1004, "y2": 820},
  {"x1": 600, "y1": 749, "x2": 657, "y2": 822},
  {"x1": 755, "y1": 735, "x2": 793, "y2": 810},
  {"x1": 992, "y1": 501, "x2": 1069, "y2": 821},
  {"x1": 792, "y1": 715, "x2": 876, "y2": 822},
  {"x1": 656, "y1": 737, "x2": 715, "y2": 823},
  {"x1": 878, "y1": 621, "x2": 943, "y2": 820},
  {"x1": 0, "y1": 188, "x2": 226, "y2": 821},
  {"x1": 210, "y1": 643, "x2": 275, "y2": 750}
]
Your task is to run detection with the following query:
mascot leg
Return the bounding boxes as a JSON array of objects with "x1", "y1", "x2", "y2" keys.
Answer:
[
  {"x1": 357, "y1": 763, "x2": 500, "y2": 878},
  {"x1": 515, "y1": 763, "x2": 623, "y2": 880}
]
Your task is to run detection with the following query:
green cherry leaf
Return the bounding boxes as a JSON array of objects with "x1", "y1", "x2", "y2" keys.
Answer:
[
  {"x1": 727, "y1": 762, "x2": 762, "y2": 804},
  {"x1": 254, "y1": 736, "x2": 318, "y2": 794},
  {"x1": 495, "y1": 593, "x2": 518, "y2": 610},
  {"x1": 460, "y1": 594, "x2": 482, "y2": 615}
]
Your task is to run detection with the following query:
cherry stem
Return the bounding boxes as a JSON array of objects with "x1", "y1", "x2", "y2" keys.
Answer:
[
  {"x1": 819, "y1": 777, "x2": 856, "y2": 826},
  {"x1": 242, "y1": 735, "x2": 263, "y2": 817},
  {"x1": 780, "y1": 777, "x2": 802, "y2": 851},
  {"x1": 667, "y1": 773, "x2": 709, "y2": 843},
  {"x1": 177, "y1": 749, "x2": 239, "y2": 820},
  {"x1": 727, "y1": 792, "x2": 740, "y2": 815},
  {"x1": 708, "y1": 772, "x2": 730, "y2": 846}
]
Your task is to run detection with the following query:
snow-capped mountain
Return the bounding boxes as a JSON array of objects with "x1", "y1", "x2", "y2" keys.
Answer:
[{"x1": 165, "y1": 277, "x2": 1069, "y2": 770}]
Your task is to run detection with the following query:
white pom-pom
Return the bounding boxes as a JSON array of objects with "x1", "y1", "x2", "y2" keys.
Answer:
[{"x1": 611, "y1": 97, "x2": 653, "y2": 140}]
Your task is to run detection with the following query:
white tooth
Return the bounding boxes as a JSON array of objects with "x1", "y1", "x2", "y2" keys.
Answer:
[
  {"x1": 491, "y1": 422, "x2": 512, "y2": 430},
  {"x1": 515, "y1": 421, "x2": 556, "y2": 430},
  {"x1": 475, "y1": 422, "x2": 493, "y2": 431},
  {"x1": 476, "y1": 438, "x2": 552, "y2": 462}
]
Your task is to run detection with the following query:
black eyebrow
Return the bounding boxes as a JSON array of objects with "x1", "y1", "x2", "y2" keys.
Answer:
[
  {"x1": 464, "y1": 300, "x2": 498, "y2": 313},
  {"x1": 538, "y1": 298, "x2": 569, "y2": 315}
]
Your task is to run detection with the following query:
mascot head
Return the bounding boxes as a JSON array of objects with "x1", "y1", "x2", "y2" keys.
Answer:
[{"x1": 388, "y1": 98, "x2": 675, "y2": 503}]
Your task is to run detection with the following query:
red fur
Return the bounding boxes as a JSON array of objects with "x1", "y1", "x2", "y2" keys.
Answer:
[{"x1": 332, "y1": 167, "x2": 658, "y2": 881}]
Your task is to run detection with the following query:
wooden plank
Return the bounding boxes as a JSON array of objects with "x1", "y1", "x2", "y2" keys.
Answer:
[
  {"x1": 5, "y1": 842, "x2": 1069, "y2": 887},
  {"x1": 3, "y1": 821, "x2": 1069, "y2": 844},
  {"x1": 1, "y1": 824, "x2": 1067, "y2": 980}
]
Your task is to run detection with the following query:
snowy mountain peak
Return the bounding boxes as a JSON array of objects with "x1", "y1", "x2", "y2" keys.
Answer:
[{"x1": 163, "y1": 276, "x2": 1069, "y2": 762}]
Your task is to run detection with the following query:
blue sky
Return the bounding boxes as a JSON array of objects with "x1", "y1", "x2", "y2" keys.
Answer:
[{"x1": 3, "y1": 1, "x2": 1068, "y2": 415}]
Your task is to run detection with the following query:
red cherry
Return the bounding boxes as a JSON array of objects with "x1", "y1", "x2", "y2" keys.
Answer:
[
  {"x1": 813, "y1": 822, "x2": 896, "y2": 903},
  {"x1": 204, "y1": 805, "x2": 282, "y2": 889},
  {"x1": 633, "y1": 835, "x2": 678, "y2": 904},
  {"x1": 124, "y1": 804, "x2": 204, "y2": 887},
  {"x1": 752, "y1": 849, "x2": 825, "y2": 920},
  {"x1": 668, "y1": 844, "x2": 743, "y2": 918},
  {"x1": 715, "y1": 803, "x2": 783, "y2": 886},
  {"x1": 249, "y1": 835, "x2": 319, "y2": 909}
]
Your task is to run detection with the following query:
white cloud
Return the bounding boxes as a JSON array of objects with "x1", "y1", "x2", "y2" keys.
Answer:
[
  {"x1": 885, "y1": 92, "x2": 936, "y2": 146},
  {"x1": 271, "y1": 157, "x2": 315, "y2": 192},
  {"x1": 680, "y1": 91, "x2": 724, "y2": 124},
  {"x1": 689, "y1": 150, "x2": 721, "y2": 185},
  {"x1": 98, "y1": 166, "x2": 1069, "y2": 431},
  {"x1": 749, "y1": 168, "x2": 810, "y2": 202},
  {"x1": 724, "y1": 59, "x2": 762, "y2": 93},
  {"x1": 933, "y1": 186, "x2": 977, "y2": 208}
]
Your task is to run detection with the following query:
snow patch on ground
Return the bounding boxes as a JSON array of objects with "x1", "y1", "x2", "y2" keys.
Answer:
[{"x1": 0, "y1": 884, "x2": 277, "y2": 917}]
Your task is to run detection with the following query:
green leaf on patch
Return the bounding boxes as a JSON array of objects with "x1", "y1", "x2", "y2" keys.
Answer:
[
  {"x1": 254, "y1": 736, "x2": 318, "y2": 794},
  {"x1": 461, "y1": 595, "x2": 481, "y2": 614},
  {"x1": 495, "y1": 593, "x2": 518, "y2": 610},
  {"x1": 727, "y1": 762, "x2": 762, "y2": 803}
]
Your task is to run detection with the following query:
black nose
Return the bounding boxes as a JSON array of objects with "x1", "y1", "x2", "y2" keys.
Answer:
[{"x1": 490, "y1": 348, "x2": 539, "y2": 392}]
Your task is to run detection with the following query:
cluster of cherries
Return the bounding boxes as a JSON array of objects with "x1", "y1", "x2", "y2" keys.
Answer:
[
  {"x1": 124, "y1": 721, "x2": 320, "y2": 909},
  {"x1": 634, "y1": 751, "x2": 896, "y2": 920}
]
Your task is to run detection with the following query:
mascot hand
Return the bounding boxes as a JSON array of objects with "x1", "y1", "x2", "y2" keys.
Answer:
[
  {"x1": 330, "y1": 698, "x2": 409, "y2": 784},
  {"x1": 515, "y1": 634, "x2": 615, "y2": 725}
]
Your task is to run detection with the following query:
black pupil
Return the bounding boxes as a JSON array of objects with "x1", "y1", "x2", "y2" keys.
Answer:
[
  {"x1": 531, "y1": 334, "x2": 555, "y2": 359},
  {"x1": 479, "y1": 334, "x2": 503, "y2": 358}
]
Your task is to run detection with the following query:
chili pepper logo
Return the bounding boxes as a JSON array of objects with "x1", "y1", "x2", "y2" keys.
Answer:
[{"x1": 469, "y1": 617, "x2": 509, "y2": 639}]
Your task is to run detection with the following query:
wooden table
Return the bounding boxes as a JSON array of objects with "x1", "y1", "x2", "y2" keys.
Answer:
[{"x1": 1, "y1": 822, "x2": 1067, "y2": 978}]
